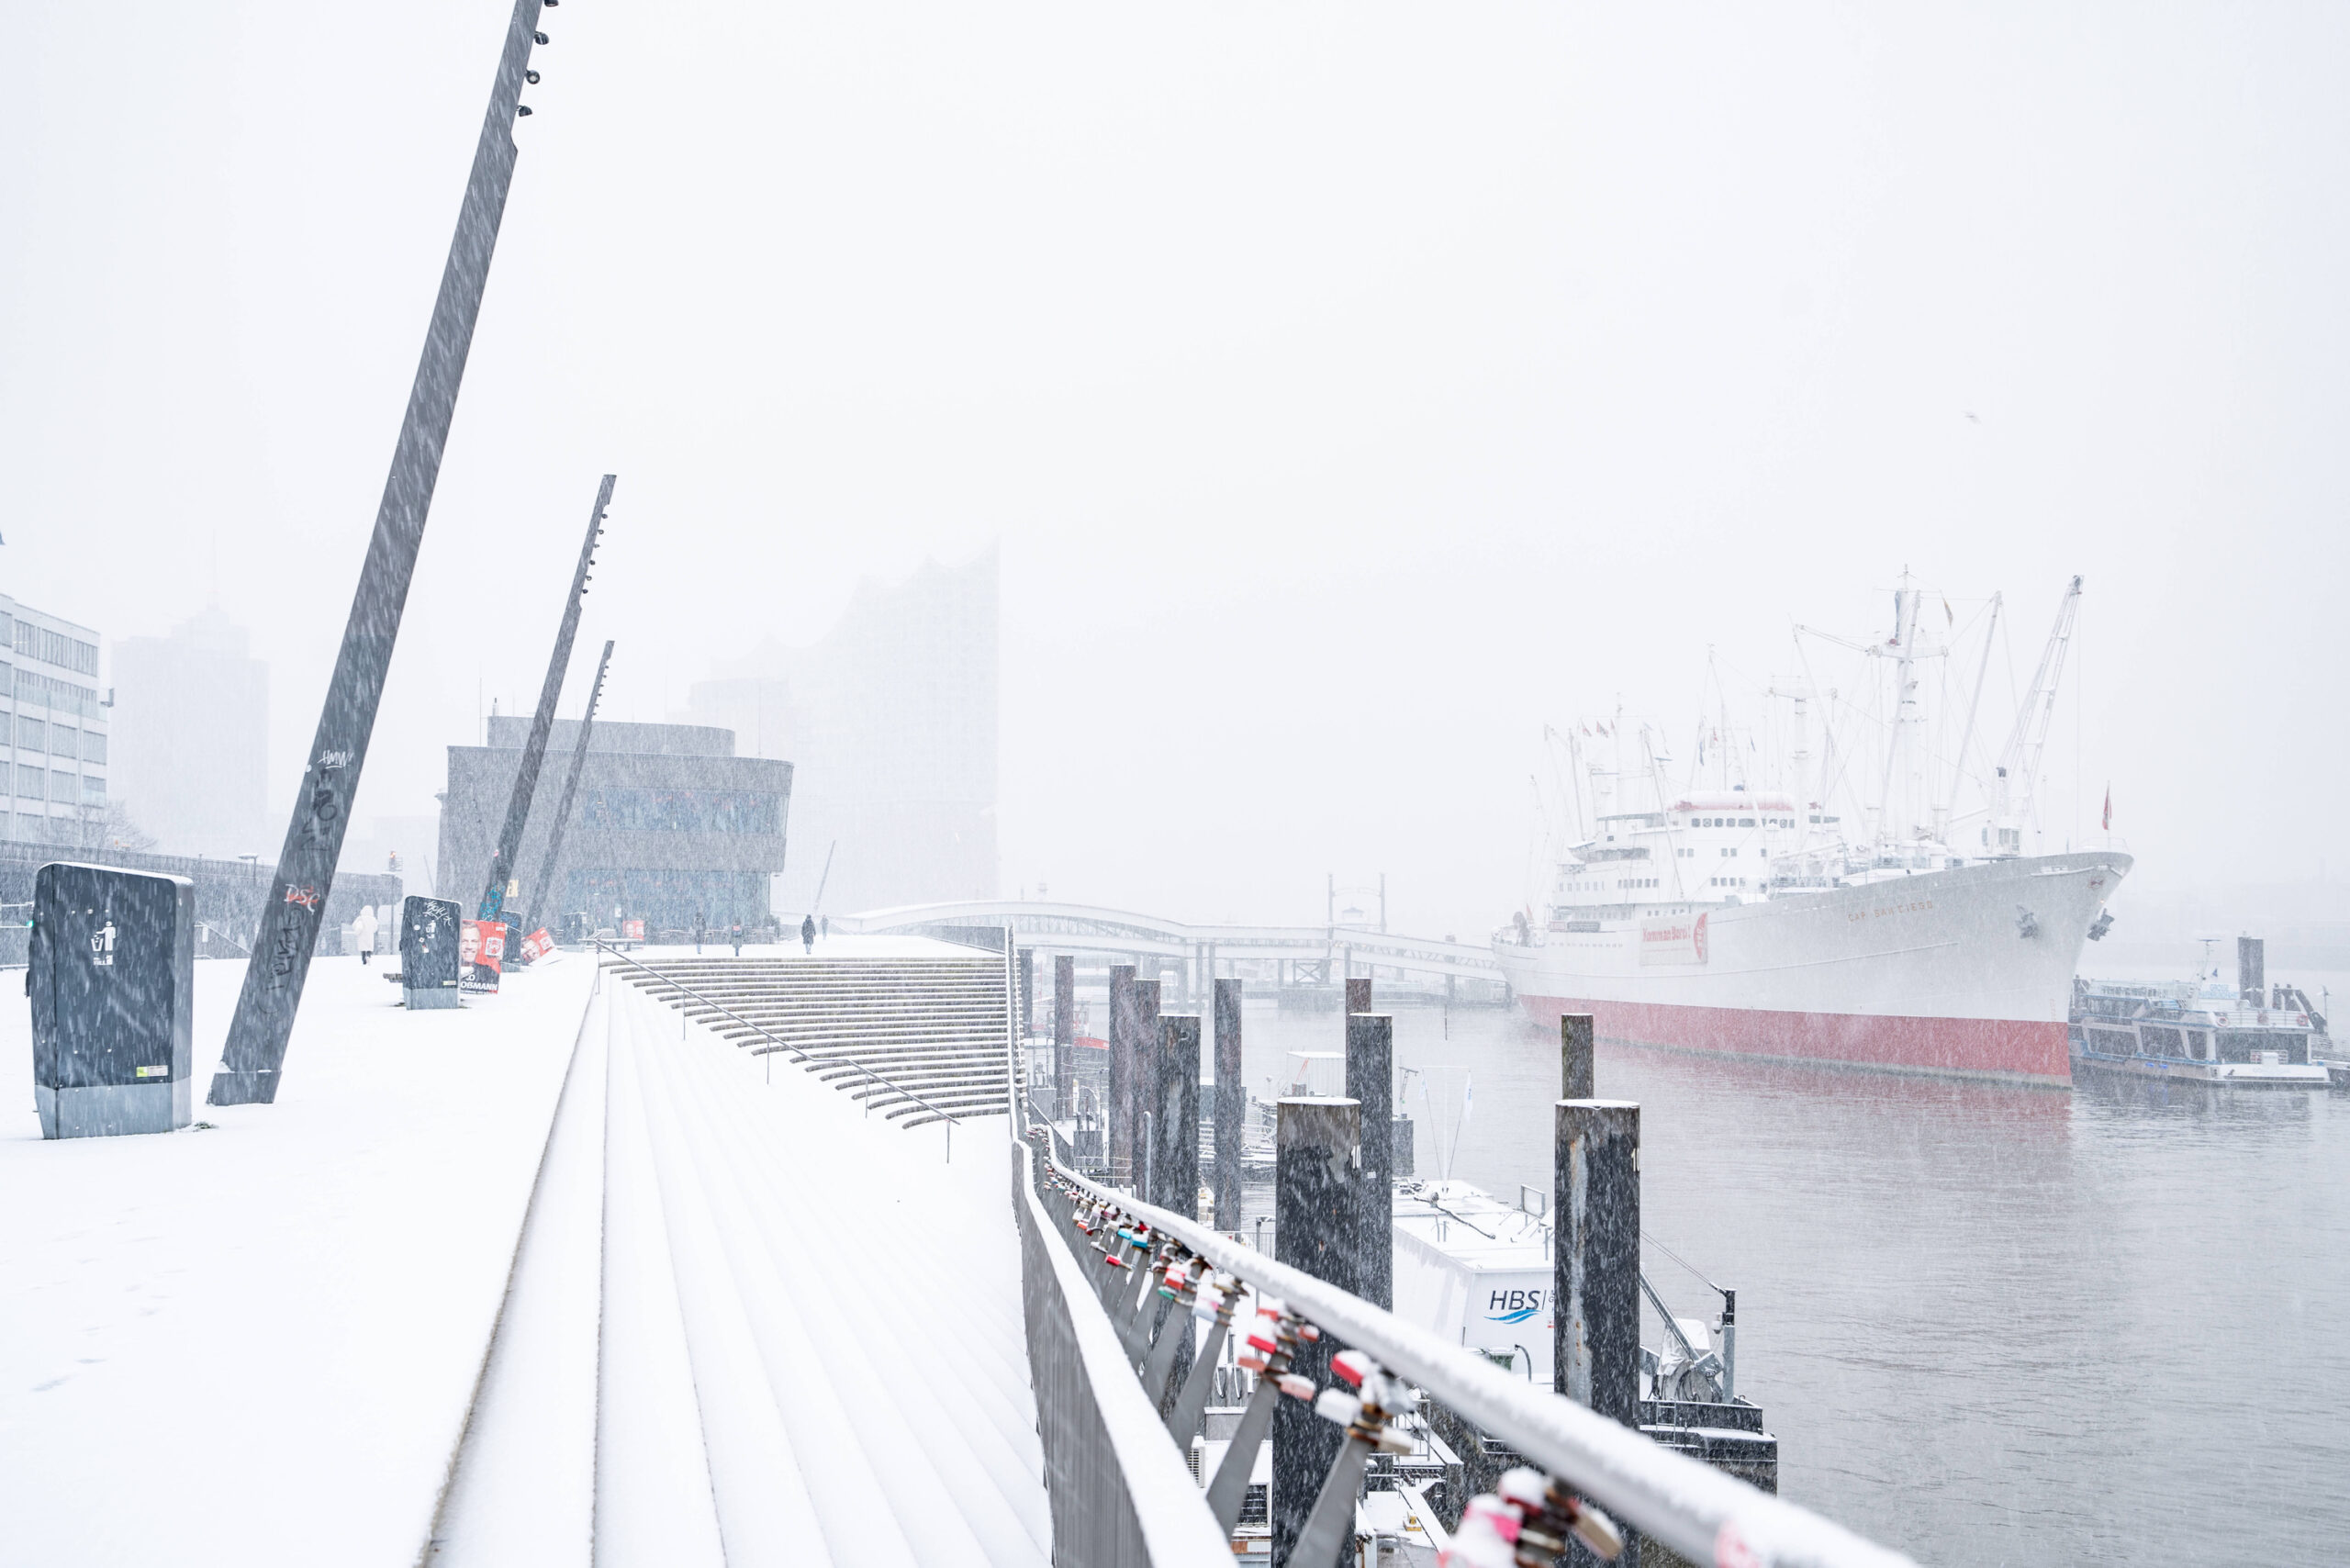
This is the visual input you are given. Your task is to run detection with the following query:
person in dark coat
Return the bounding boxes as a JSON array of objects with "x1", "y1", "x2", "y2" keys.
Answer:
[
  {"x1": 800, "y1": 913, "x2": 816, "y2": 954},
  {"x1": 730, "y1": 922, "x2": 743, "y2": 957}
]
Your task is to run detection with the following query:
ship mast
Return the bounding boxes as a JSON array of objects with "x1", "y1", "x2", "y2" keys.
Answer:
[{"x1": 1872, "y1": 574, "x2": 1928, "y2": 848}]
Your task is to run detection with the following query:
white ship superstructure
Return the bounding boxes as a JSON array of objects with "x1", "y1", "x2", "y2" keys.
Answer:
[{"x1": 1499, "y1": 575, "x2": 2128, "y2": 1084}]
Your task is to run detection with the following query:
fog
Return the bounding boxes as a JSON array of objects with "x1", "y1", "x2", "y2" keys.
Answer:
[{"x1": 4, "y1": 1, "x2": 2345, "y2": 939}]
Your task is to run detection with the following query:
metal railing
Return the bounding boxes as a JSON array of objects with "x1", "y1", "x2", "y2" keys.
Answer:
[
  {"x1": 1024, "y1": 1136, "x2": 1919, "y2": 1568},
  {"x1": 593, "y1": 940, "x2": 969, "y2": 1154}
]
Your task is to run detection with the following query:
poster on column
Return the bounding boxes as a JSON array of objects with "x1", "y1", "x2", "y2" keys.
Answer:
[
  {"x1": 459, "y1": 920, "x2": 507, "y2": 993},
  {"x1": 520, "y1": 926, "x2": 555, "y2": 963}
]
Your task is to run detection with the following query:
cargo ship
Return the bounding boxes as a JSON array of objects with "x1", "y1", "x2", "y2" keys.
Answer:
[{"x1": 1496, "y1": 575, "x2": 2128, "y2": 1086}]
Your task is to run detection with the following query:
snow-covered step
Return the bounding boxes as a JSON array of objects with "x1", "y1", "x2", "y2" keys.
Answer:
[{"x1": 435, "y1": 971, "x2": 1045, "y2": 1567}]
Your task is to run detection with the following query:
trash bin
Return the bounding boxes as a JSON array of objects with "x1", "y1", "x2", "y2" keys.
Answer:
[
  {"x1": 30, "y1": 862, "x2": 196, "y2": 1139},
  {"x1": 400, "y1": 895, "x2": 464, "y2": 1010}
]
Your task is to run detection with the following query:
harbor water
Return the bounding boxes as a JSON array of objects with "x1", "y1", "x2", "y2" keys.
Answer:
[{"x1": 1227, "y1": 971, "x2": 2350, "y2": 1565}]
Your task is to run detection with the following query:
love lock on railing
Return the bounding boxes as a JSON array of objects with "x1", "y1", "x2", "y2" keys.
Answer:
[
  {"x1": 1031, "y1": 1137, "x2": 1628, "y2": 1565},
  {"x1": 1029, "y1": 1142, "x2": 1654, "y2": 1568}
]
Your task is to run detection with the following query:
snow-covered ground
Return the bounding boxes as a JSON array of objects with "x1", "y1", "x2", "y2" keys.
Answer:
[
  {"x1": 0, "y1": 951, "x2": 594, "y2": 1566},
  {"x1": 0, "y1": 939, "x2": 1046, "y2": 1566},
  {"x1": 435, "y1": 959, "x2": 1046, "y2": 1566}
]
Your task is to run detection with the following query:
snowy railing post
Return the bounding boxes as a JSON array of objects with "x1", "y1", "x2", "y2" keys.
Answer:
[
  {"x1": 1150, "y1": 1015, "x2": 1203, "y2": 1407},
  {"x1": 1109, "y1": 964, "x2": 1138, "y2": 1183},
  {"x1": 1557, "y1": 1099, "x2": 1642, "y2": 1566},
  {"x1": 1272, "y1": 1096, "x2": 1360, "y2": 1568},
  {"x1": 1344, "y1": 1013, "x2": 1393, "y2": 1310},
  {"x1": 1135, "y1": 978, "x2": 1162, "y2": 1193},
  {"x1": 1214, "y1": 978, "x2": 1244, "y2": 1228},
  {"x1": 1055, "y1": 954, "x2": 1077, "y2": 1121},
  {"x1": 1562, "y1": 1012, "x2": 1596, "y2": 1100}
]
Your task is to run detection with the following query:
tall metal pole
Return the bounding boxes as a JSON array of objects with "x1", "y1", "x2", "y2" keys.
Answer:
[
  {"x1": 520, "y1": 638, "x2": 613, "y2": 940},
  {"x1": 211, "y1": 0, "x2": 552, "y2": 1107},
  {"x1": 478, "y1": 475, "x2": 614, "y2": 922}
]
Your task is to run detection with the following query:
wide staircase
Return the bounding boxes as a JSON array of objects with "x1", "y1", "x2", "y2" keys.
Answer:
[{"x1": 601, "y1": 952, "x2": 1013, "y2": 1128}]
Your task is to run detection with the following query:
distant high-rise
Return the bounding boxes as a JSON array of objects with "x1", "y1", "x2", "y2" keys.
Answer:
[
  {"x1": 689, "y1": 549, "x2": 997, "y2": 915},
  {"x1": 110, "y1": 606, "x2": 270, "y2": 858}
]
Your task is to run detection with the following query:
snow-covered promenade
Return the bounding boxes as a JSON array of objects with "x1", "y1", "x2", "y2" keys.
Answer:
[{"x1": 0, "y1": 946, "x2": 1045, "y2": 1566}]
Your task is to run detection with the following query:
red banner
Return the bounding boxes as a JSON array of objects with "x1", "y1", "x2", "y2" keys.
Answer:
[
  {"x1": 520, "y1": 927, "x2": 554, "y2": 963},
  {"x1": 622, "y1": 918, "x2": 645, "y2": 942}
]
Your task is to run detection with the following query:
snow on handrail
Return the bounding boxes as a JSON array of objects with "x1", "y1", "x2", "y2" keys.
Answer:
[{"x1": 1035, "y1": 1149, "x2": 1919, "y2": 1568}]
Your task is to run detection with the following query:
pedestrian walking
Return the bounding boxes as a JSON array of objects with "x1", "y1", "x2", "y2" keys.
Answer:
[
  {"x1": 801, "y1": 913, "x2": 816, "y2": 954},
  {"x1": 352, "y1": 905, "x2": 379, "y2": 966},
  {"x1": 731, "y1": 922, "x2": 743, "y2": 957}
]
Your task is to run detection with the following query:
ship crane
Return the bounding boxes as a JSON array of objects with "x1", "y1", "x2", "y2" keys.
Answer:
[{"x1": 1989, "y1": 575, "x2": 2084, "y2": 856}]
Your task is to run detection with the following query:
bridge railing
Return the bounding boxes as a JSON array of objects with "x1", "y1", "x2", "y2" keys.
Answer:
[{"x1": 1019, "y1": 1133, "x2": 1919, "y2": 1568}]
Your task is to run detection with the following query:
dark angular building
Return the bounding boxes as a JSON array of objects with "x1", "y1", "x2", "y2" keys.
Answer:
[{"x1": 437, "y1": 717, "x2": 791, "y2": 936}]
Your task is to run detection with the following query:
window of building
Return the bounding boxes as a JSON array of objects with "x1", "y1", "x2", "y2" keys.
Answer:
[
  {"x1": 50, "y1": 724, "x2": 76, "y2": 756},
  {"x1": 82, "y1": 731, "x2": 106, "y2": 764},
  {"x1": 16, "y1": 764, "x2": 40, "y2": 799},
  {"x1": 578, "y1": 787, "x2": 784, "y2": 835},
  {"x1": 14, "y1": 622, "x2": 98, "y2": 677},
  {"x1": 50, "y1": 769, "x2": 73, "y2": 801},
  {"x1": 17, "y1": 718, "x2": 40, "y2": 753},
  {"x1": 82, "y1": 776, "x2": 105, "y2": 803},
  {"x1": 16, "y1": 669, "x2": 100, "y2": 718}
]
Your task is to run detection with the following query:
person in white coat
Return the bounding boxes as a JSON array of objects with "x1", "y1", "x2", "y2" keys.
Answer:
[{"x1": 351, "y1": 905, "x2": 380, "y2": 965}]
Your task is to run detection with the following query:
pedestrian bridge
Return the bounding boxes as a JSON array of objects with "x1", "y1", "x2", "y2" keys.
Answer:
[{"x1": 831, "y1": 900, "x2": 1507, "y2": 986}]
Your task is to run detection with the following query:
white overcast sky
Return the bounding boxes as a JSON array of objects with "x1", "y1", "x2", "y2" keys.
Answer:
[{"x1": 3, "y1": 1, "x2": 2344, "y2": 935}]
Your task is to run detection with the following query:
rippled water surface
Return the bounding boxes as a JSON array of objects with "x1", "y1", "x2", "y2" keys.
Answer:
[{"x1": 1215, "y1": 974, "x2": 2350, "y2": 1565}]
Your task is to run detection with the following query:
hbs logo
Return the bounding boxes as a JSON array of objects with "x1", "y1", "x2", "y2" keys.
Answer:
[
  {"x1": 88, "y1": 918, "x2": 118, "y2": 968},
  {"x1": 1486, "y1": 1287, "x2": 1544, "y2": 1325}
]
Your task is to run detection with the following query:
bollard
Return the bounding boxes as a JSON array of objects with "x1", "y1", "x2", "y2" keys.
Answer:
[
  {"x1": 1555, "y1": 1099, "x2": 1641, "y2": 1567},
  {"x1": 1151, "y1": 1015, "x2": 1203, "y2": 1410},
  {"x1": 1214, "y1": 977, "x2": 1245, "y2": 1228},
  {"x1": 1135, "y1": 978, "x2": 1161, "y2": 1194},
  {"x1": 1109, "y1": 964, "x2": 1137, "y2": 1182},
  {"x1": 1345, "y1": 976, "x2": 1371, "y2": 1014},
  {"x1": 1019, "y1": 945, "x2": 1035, "y2": 1036},
  {"x1": 1345, "y1": 1013, "x2": 1394, "y2": 1311},
  {"x1": 1054, "y1": 954, "x2": 1076, "y2": 1120},
  {"x1": 1273, "y1": 1097, "x2": 1360, "y2": 1568},
  {"x1": 1561, "y1": 1013, "x2": 1595, "y2": 1100}
]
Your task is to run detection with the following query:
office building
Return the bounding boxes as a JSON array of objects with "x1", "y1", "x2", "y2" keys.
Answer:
[
  {"x1": 437, "y1": 717, "x2": 792, "y2": 935},
  {"x1": 1, "y1": 595, "x2": 108, "y2": 848}
]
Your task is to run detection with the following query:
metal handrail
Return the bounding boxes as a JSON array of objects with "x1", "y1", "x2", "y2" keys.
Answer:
[
  {"x1": 1032, "y1": 1146, "x2": 1919, "y2": 1568},
  {"x1": 594, "y1": 941, "x2": 969, "y2": 1147}
]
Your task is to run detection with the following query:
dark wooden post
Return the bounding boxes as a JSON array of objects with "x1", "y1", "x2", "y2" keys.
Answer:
[
  {"x1": 1273, "y1": 1097, "x2": 1360, "y2": 1568},
  {"x1": 1561, "y1": 1013, "x2": 1595, "y2": 1100},
  {"x1": 1345, "y1": 975, "x2": 1371, "y2": 1014},
  {"x1": 1556, "y1": 1099, "x2": 1642, "y2": 1566},
  {"x1": 1053, "y1": 954, "x2": 1076, "y2": 1119},
  {"x1": 1108, "y1": 964, "x2": 1137, "y2": 1183},
  {"x1": 1153, "y1": 1014, "x2": 1203, "y2": 1413},
  {"x1": 1135, "y1": 978, "x2": 1161, "y2": 1197},
  {"x1": 1345, "y1": 1012, "x2": 1393, "y2": 1310},
  {"x1": 1214, "y1": 977, "x2": 1244, "y2": 1228}
]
